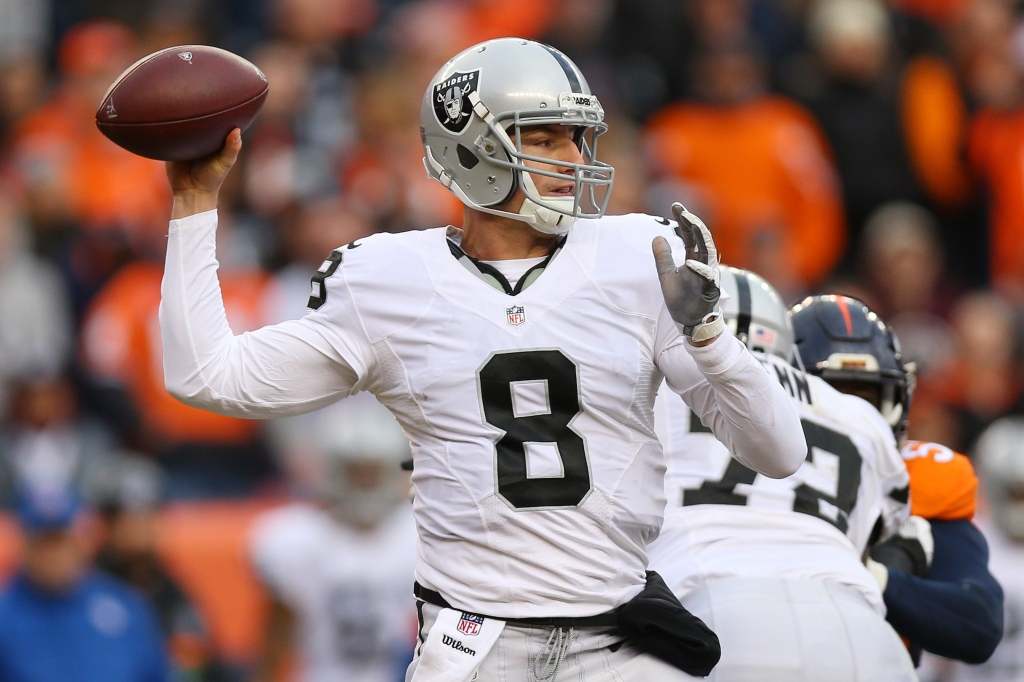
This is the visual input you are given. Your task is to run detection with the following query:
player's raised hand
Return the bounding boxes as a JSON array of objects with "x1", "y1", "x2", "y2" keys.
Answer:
[
  {"x1": 167, "y1": 128, "x2": 242, "y2": 218},
  {"x1": 652, "y1": 203, "x2": 722, "y2": 340}
]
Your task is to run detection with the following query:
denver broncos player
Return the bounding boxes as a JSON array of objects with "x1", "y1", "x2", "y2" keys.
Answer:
[
  {"x1": 791, "y1": 296, "x2": 1003, "y2": 667},
  {"x1": 648, "y1": 273, "x2": 916, "y2": 681}
]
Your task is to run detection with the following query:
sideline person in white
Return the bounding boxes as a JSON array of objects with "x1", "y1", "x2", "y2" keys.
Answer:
[
  {"x1": 159, "y1": 38, "x2": 805, "y2": 682},
  {"x1": 250, "y1": 394, "x2": 417, "y2": 682},
  {"x1": 648, "y1": 269, "x2": 918, "y2": 681}
]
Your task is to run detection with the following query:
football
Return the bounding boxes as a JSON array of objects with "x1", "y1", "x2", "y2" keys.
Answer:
[{"x1": 95, "y1": 45, "x2": 268, "y2": 162}]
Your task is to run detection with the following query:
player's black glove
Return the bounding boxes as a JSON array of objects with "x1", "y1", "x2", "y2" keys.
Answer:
[
  {"x1": 652, "y1": 203, "x2": 723, "y2": 341},
  {"x1": 868, "y1": 516, "x2": 934, "y2": 591}
]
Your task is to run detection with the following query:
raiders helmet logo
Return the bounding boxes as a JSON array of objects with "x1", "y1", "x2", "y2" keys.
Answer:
[{"x1": 433, "y1": 69, "x2": 480, "y2": 134}]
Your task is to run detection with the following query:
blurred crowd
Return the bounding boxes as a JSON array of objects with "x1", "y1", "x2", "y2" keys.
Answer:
[{"x1": 2, "y1": 0, "x2": 1024, "y2": 680}]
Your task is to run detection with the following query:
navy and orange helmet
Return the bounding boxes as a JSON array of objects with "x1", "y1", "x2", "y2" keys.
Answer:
[{"x1": 789, "y1": 295, "x2": 914, "y2": 439}]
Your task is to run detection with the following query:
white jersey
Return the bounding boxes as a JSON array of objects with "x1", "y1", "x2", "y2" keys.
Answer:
[
  {"x1": 160, "y1": 210, "x2": 805, "y2": 618},
  {"x1": 250, "y1": 503, "x2": 417, "y2": 682},
  {"x1": 648, "y1": 353, "x2": 909, "y2": 613}
]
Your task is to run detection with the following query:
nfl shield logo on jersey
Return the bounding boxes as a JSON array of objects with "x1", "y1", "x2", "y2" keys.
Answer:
[
  {"x1": 506, "y1": 305, "x2": 526, "y2": 326},
  {"x1": 457, "y1": 612, "x2": 484, "y2": 636}
]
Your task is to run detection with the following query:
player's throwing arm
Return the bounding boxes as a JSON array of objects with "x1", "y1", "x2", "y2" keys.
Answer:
[{"x1": 160, "y1": 130, "x2": 361, "y2": 417}]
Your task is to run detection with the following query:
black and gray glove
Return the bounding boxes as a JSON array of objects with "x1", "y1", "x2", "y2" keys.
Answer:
[
  {"x1": 652, "y1": 203, "x2": 723, "y2": 341},
  {"x1": 867, "y1": 515, "x2": 934, "y2": 591}
]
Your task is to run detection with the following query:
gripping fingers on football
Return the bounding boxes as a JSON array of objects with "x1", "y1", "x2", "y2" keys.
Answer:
[{"x1": 166, "y1": 128, "x2": 243, "y2": 195}]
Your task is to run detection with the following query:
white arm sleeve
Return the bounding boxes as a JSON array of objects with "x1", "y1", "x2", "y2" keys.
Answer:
[
  {"x1": 656, "y1": 318, "x2": 807, "y2": 479},
  {"x1": 160, "y1": 210, "x2": 371, "y2": 419},
  {"x1": 864, "y1": 405, "x2": 911, "y2": 541}
]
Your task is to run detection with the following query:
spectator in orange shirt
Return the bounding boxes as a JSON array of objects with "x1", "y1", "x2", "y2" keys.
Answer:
[
  {"x1": 644, "y1": 38, "x2": 845, "y2": 295},
  {"x1": 79, "y1": 214, "x2": 278, "y2": 498},
  {"x1": 969, "y1": 104, "x2": 1024, "y2": 299},
  {"x1": 12, "y1": 21, "x2": 169, "y2": 247},
  {"x1": 966, "y1": 7, "x2": 1024, "y2": 302},
  {"x1": 797, "y1": 1, "x2": 982, "y2": 280}
]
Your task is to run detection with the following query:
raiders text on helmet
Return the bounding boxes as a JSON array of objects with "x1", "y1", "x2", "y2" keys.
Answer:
[{"x1": 420, "y1": 38, "x2": 614, "y2": 235}]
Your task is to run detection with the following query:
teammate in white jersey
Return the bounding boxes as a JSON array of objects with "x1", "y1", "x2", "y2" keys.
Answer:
[
  {"x1": 251, "y1": 395, "x2": 417, "y2": 682},
  {"x1": 158, "y1": 38, "x2": 805, "y2": 682},
  {"x1": 648, "y1": 269, "x2": 917, "y2": 681}
]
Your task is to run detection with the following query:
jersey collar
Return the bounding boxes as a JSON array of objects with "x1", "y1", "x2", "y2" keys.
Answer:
[{"x1": 445, "y1": 226, "x2": 565, "y2": 296}]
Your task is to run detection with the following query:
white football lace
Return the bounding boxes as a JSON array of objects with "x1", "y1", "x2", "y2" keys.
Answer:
[{"x1": 534, "y1": 627, "x2": 574, "y2": 681}]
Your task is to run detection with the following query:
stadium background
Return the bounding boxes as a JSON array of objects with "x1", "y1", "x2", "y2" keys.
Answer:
[{"x1": 0, "y1": 0, "x2": 1021, "y2": 679}]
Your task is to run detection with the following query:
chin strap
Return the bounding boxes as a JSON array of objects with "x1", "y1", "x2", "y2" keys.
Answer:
[
  {"x1": 423, "y1": 146, "x2": 575, "y2": 234},
  {"x1": 882, "y1": 401, "x2": 903, "y2": 429},
  {"x1": 423, "y1": 91, "x2": 579, "y2": 235},
  {"x1": 517, "y1": 172, "x2": 575, "y2": 234}
]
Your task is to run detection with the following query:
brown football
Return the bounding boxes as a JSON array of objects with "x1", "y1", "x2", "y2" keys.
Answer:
[{"x1": 96, "y1": 45, "x2": 268, "y2": 161}]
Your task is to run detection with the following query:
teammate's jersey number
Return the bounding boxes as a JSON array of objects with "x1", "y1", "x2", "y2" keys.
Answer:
[
  {"x1": 683, "y1": 414, "x2": 863, "y2": 533},
  {"x1": 328, "y1": 585, "x2": 382, "y2": 662},
  {"x1": 478, "y1": 350, "x2": 591, "y2": 509}
]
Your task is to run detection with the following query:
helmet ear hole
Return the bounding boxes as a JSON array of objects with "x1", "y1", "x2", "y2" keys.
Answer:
[{"x1": 456, "y1": 144, "x2": 480, "y2": 169}]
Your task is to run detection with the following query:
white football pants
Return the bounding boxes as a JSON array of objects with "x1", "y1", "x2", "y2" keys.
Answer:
[
  {"x1": 682, "y1": 577, "x2": 918, "y2": 682},
  {"x1": 406, "y1": 601, "x2": 703, "y2": 682}
]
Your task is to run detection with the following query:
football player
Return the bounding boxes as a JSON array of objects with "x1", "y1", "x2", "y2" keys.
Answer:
[
  {"x1": 158, "y1": 38, "x2": 806, "y2": 682},
  {"x1": 648, "y1": 272, "x2": 917, "y2": 681},
  {"x1": 790, "y1": 295, "x2": 1003, "y2": 669},
  {"x1": 250, "y1": 394, "x2": 417, "y2": 682},
  {"x1": 936, "y1": 417, "x2": 1024, "y2": 680}
]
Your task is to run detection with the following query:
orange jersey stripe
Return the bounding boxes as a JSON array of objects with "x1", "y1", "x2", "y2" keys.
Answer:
[{"x1": 902, "y1": 440, "x2": 977, "y2": 520}]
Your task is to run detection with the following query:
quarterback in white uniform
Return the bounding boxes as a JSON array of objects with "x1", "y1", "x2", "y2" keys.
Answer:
[
  {"x1": 158, "y1": 38, "x2": 805, "y2": 682},
  {"x1": 648, "y1": 268, "x2": 917, "y2": 681}
]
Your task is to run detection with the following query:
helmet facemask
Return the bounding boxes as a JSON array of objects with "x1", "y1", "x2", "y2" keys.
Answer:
[
  {"x1": 497, "y1": 104, "x2": 613, "y2": 232},
  {"x1": 424, "y1": 91, "x2": 614, "y2": 235},
  {"x1": 816, "y1": 361, "x2": 915, "y2": 441}
]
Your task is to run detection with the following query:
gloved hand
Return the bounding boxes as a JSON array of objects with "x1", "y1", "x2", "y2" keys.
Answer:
[
  {"x1": 870, "y1": 515, "x2": 934, "y2": 585},
  {"x1": 652, "y1": 203, "x2": 723, "y2": 342}
]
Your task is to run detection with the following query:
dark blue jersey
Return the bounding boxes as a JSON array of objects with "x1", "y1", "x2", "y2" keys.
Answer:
[{"x1": 884, "y1": 519, "x2": 1003, "y2": 665}]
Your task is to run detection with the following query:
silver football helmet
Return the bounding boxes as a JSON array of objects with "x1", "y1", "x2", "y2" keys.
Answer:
[
  {"x1": 720, "y1": 267, "x2": 794, "y2": 360},
  {"x1": 317, "y1": 395, "x2": 411, "y2": 529},
  {"x1": 420, "y1": 38, "x2": 614, "y2": 234},
  {"x1": 975, "y1": 417, "x2": 1024, "y2": 542}
]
